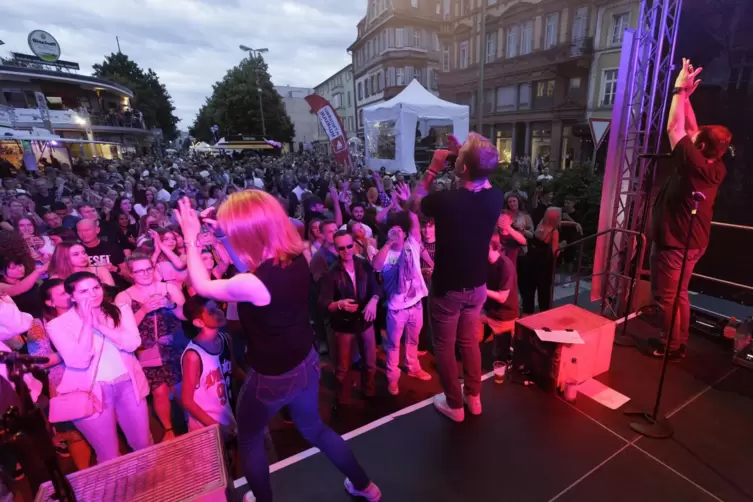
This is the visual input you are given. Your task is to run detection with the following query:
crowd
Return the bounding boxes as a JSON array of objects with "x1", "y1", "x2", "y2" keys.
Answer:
[{"x1": 0, "y1": 135, "x2": 582, "y2": 502}]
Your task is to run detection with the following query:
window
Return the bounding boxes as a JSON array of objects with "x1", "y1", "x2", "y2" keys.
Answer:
[
  {"x1": 459, "y1": 40, "x2": 469, "y2": 68},
  {"x1": 610, "y1": 13, "x2": 629, "y2": 46},
  {"x1": 443, "y1": 0, "x2": 450, "y2": 19},
  {"x1": 377, "y1": 72, "x2": 382, "y2": 92},
  {"x1": 545, "y1": 13, "x2": 559, "y2": 49},
  {"x1": 442, "y1": 45, "x2": 450, "y2": 71},
  {"x1": 569, "y1": 77, "x2": 582, "y2": 92},
  {"x1": 495, "y1": 86, "x2": 517, "y2": 111},
  {"x1": 358, "y1": 82, "x2": 363, "y2": 100},
  {"x1": 601, "y1": 69, "x2": 618, "y2": 106},
  {"x1": 347, "y1": 91, "x2": 351, "y2": 107},
  {"x1": 411, "y1": 0, "x2": 418, "y2": 7},
  {"x1": 414, "y1": 68, "x2": 422, "y2": 84},
  {"x1": 396, "y1": 28, "x2": 404, "y2": 48},
  {"x1": 521, "y1": 20, "x2": 533, "y2": 55},
  {"x1": 359, "y1": 109, "x2": 364, "y2": 128},
  {"x1": 485, "y1": 33, "x2": 496, "y2": 63},
  {"x1": 414, "y1": 29, "x2": 421, "y2": 47},
  {"x1": 365, "y1": 79, "x2": 370, "y2": 98},
  {"x1": 332, "y1": 94, "x2": 342, "y2": 108},
  {"x1": 371, "y1": 75, "x2": 376, "y2": 93},
  {"x1": 535, "y1": 80, "x2": 555, "y2": 97},
  {"x1": 518, "y1": 83, "x2": 531, "y2": 108},
  {"x1": 572, "y1": 7, "x2": 588, "y2": 41},
  {"x1": 506, "y1": 26, "x2": 518, "y2": 58},
  {"x1": 396, "y1": 67, "x2": 405, "y2": 86}
]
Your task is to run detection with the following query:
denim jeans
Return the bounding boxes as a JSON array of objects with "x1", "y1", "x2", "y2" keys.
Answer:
[
  {"x1": 385, "y1": 302, "x2": 424, "y2": 383},
  {"x1": 650, "y1": 244, "x2": 706, "y2": 350},
  {"x1": 73, "y1": 374, "x2": 152, "y2": 463},
  {"x1": 431, "y1": 286, "x2": 486, "y2": 409},
  {"x1": 334, "y1": 326, "x2": 377, "y2": 404},
  {"x1": 237, "y1": 349, "x2": 371, "y2": 502}
]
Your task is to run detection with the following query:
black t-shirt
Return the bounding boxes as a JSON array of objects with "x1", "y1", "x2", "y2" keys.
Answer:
[
  {"x1": 485, "y1": 254, "x2": 519, "y2": 321},
  {"x1": 33, "y1": 192, "x2": 56, "y2": 216},
  {"x1": 652, "y1": 136, "x2": 726, "y2": 250},
  {"x1": 421, "y1": 187, "x2": 504, "y2": 294},
  {"x1": 237, "y1": 255, "x2": 313, "y2": 375},
  {"x1": 84, "y1": 239, "x2": 125, "y2": 269}
]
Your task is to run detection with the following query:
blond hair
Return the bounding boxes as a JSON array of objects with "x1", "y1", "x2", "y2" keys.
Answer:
[{"x1": 217, "y1": 190, "x2": 304, "y2": 271}]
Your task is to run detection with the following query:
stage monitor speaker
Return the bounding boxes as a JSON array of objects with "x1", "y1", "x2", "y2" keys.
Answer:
[
  {"x1": 35, "y1": 425, "x2": 228, "y2": 502},
  {"x1": 513, "y1": 304, "x2": 616, "y2": 393}
]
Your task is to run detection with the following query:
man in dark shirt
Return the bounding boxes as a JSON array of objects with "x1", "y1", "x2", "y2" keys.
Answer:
[
  {"x1": 479, "y1": 232, "x2": 519, "y2": 362},
  {"x1": 650, "y1": 58, "x2": 731, "y2": 360},
  {"x1": 412, "y1": 133, "x2": 504, "y2": 422},
  {"x1": 32, "y1": 177, "x2": 56, "y2": 217},
  {"x1": 530, "y1": 184, "x2": 552, "y2": 228},
  {"x1": 76, "y1": 218, "x2": 126, "y2": 277}
]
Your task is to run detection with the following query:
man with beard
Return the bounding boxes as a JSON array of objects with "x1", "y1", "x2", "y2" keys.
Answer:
[{"x1": 340, "y1": 202, "x2": 373, "y2": 238}]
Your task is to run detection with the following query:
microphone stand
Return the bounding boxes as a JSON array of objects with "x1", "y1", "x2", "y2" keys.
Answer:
[
  {"x1": 0, "y1": 354, "x2": 76, "y2": 501},
  {"x1": 625, "y1": 191, "x2": 706, "y2": 439}
]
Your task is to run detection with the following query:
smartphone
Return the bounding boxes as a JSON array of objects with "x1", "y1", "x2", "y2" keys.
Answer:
[{"x1": 149, "y1": 222, "x2": 159, "y2": 230}]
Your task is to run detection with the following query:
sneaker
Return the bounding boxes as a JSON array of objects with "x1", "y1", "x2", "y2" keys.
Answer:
[
  {"x1": 651, "y1": 346, "x2": 683, "y2": 362},
  {"x1": 433, "y1": 394, "x2": 465, "y2": 422},
  {"x1": 387, "y1": 381, "x2": 399, "y2": 396},
  {"x1": 463, "y1": 393, "x2": 482, "y2": 416},
  {"x1": 345, "y1": 479, "x2": 382, "y2": 501},
  {"x1": 242, "y1": 490, "x2": 257, "y2": 502},
  {"x1": 54, "y1": 438, "x2": 71, "y2": 458},
  {"x1": 408, "y1": 369, "x2": 432, "y2": 381}
]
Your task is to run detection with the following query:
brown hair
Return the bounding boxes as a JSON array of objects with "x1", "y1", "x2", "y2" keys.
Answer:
[{"x1": 695, "y1": 125, "x2": 732, "y2": 160}]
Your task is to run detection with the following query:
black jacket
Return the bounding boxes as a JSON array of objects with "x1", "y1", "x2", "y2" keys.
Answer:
[{"x1": 319, "y1": 256, "x2": 382, "y2": 333}]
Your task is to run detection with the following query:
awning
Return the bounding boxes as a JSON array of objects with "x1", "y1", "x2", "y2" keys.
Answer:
[
  {"x1": 214, "y1": 140, "x2": 274, "y2": 150},
  {"x1": 0, "y1": 132, "x2": 120, "y2": 145}
]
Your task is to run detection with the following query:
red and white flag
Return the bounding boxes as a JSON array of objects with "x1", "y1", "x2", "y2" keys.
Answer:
[{"x1": 304, "y1": 95, "x2": 351, "y2": 168}]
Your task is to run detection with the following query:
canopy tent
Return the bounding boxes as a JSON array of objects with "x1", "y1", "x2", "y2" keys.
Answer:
[
  {"x1": 190, "y1": 141, "x2": 214, "y2": 153},
  {"x1": 362, "y1": 79, "x2": 469, "y2": 174}
]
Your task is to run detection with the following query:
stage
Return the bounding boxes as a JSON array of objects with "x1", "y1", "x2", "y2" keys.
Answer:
[{"x1": 233, "y1": 315, "x2": 753, "y2": 502}]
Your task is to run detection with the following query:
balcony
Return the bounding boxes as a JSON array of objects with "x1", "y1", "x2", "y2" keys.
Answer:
[
  {"x1": 2, "y1": 106, "x2": 152, "y2": 134},
  {"x1": 439, "y1": 37, "x2": 594, "y2": 90}
]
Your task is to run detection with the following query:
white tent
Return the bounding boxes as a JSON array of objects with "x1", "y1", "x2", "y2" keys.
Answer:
[{"x1": 362, "y1": 79, "x2": 469, "y2": 174}]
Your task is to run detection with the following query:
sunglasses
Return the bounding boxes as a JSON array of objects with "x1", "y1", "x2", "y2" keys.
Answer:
[{"x1": 337, "y1": 244, "x2": 354, "y2": 252}]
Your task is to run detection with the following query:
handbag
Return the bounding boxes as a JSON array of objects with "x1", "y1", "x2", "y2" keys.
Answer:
[{"x1": 48, "y1": 330, "x2": 105, "y2": 423}]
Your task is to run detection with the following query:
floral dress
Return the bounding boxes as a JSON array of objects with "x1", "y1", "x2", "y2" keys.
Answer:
[{"x1": 127, "y1": 290, "x2": 186, "y2": 390}]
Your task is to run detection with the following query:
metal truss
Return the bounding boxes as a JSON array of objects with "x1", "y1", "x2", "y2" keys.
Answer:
[{"x1": 602, "y1": 0, "x2": 684, "y2": 317}]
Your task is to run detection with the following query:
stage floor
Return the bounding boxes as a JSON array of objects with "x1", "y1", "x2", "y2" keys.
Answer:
[{"x1": 234, "y1": 317, "x2": 753, "y2": 502}]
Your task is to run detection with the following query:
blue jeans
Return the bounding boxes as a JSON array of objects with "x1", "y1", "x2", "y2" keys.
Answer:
[
  {"x1": 236, "y1": 349, "x2": 370, "y2": 502},
  {"x1": 650, "y1": 245, "x2": 706, "y2": 350},
  {"x1": 385, "y1": 302, "x2": 424, "y2": 383},
  {"x1": 431, "y1": 286, "x2": 486, "y2": 409}
]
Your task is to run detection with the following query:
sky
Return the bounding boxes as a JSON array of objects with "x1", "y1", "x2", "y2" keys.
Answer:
[{"x1": 1, "y1": 0, "x2": 363, "y2": 129}]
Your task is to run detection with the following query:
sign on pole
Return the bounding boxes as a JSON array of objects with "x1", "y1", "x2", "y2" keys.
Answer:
[
  {"x1": 34, "y1": 91, "x2": 54, "y2": 133},
  {"x1": 589, "y1": 118, "x2": 611, "y2": 151}
]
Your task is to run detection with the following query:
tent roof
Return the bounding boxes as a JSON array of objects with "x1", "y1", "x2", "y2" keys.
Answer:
[
  {"x1": 0, "y1": 131, "x2": 119, "y2": 145},
  {"x1": 363, "y1": 79, "x2": 468, "y2": 116}
]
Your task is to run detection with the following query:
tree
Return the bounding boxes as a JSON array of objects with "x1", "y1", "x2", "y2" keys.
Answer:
[
  {"x1": 190, "y1": 55, "x2": 294, "y2": 143},
  {"x1": 93, "y1": 53, "x2": 180, "y2": 140}
]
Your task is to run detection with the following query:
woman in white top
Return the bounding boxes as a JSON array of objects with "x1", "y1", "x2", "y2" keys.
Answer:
[
  {"x1": 47, "y1": 272, "x2": 152, "y2": 464},
  {"x1": 134, "y1": 188, "x2": 156, "y2": 218}
]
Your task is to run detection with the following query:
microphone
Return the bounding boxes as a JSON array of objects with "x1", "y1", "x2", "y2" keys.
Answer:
[
  {"x1": 0, "y1": 352, "x2": 50, "y2": 365},
  {"x1": 692, "y1": 192, "x2": 707, "y2": 202}
]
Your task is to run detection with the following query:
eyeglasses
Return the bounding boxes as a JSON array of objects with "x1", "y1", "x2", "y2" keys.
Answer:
[
  {"x1": 337, "y1": 244, "x2": 354, "y2": 252},
  {"x1": 132, "y1": 267, "x2": 154, "y2": 275}
]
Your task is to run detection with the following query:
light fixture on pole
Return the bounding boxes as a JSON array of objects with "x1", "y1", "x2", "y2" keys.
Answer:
[{"x1": 239, "y1": 46, "x2": 269, "y2": 137}]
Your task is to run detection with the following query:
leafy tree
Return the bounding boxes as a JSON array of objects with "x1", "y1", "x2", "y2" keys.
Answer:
[
  {"x1": 190, "y1": 55, "x2": 294, "y2": 143},
  {"x1": 93, "y1": 53, "x2": 180, "y2": 140}
]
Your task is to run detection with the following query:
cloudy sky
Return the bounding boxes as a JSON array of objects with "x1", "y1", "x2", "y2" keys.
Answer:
[{"x1": 2, "y1": 0, "x2": 363, "y2": 129}]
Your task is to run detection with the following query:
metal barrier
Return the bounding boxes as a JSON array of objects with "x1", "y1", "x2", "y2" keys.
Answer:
[
  {"x1": 550, "y1": 228, "x2": 647, "y2": 318},
  {"x1": 691, "y1": 221, "x2": 753, "y2": 293}
]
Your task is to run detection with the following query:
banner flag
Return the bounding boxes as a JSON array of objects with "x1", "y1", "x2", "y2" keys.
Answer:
[{"x1": 304, "y1": 95, "x2": 350, "y2": 168}]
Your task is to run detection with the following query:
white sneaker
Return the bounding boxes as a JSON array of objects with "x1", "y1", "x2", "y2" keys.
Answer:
[
  {"x1": 408, "y1": 369, "x2": 432, "y2": 381},
  {"x1": 433, "y1": 394, "x2": 465, "y2": 422},
  {"x1": 463, "y1": 393, "x2": 482, "y2": 415},
  {"x1": 345, "y1": 479, "x2": 382, "y2": 501},
  {"x1": 387, "y1": 381, "x2": 399, "y2": 395},
  {"x1": 242, "y1": 490, "x2": 256, "y2": 502}
]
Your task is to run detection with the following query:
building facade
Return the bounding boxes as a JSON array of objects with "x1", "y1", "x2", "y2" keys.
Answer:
[
  {"x1": 586, "y1": 0, "x2": 640, "y2": 123},
  {"x1": 313, "y1": 65, "x2": 357, "y2": 151},
  {"x1": 274, "y1": 85, "x2": 320, "y2": 151},
  {"x1": 350, "y1": 0, "x2": 445, "y2": 135},
  {"x1": 0, "y1": 64, "x2": 156, "y2": 155},
  {"x1": 439, "y1": 0, "x2": 635, "y2": 168}
]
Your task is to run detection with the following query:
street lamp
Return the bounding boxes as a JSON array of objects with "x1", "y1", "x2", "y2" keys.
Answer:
[{"x1": 239, "y1": 45, "x2": 269, "y2": 137}]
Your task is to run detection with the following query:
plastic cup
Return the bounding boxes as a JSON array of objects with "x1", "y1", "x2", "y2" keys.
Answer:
[{"x1": 493, "y1": 361, "x2": 506, "y2": 384}]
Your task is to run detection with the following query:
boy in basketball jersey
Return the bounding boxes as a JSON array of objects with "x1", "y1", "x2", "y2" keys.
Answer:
[{"x1": 181, "y1": 296, "x2": 239, "y2": 438}]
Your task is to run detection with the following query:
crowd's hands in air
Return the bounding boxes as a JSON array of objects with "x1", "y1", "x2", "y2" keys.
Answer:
[{"x1": 174, "y1": 197, "x2": 203, "y2": 245}]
